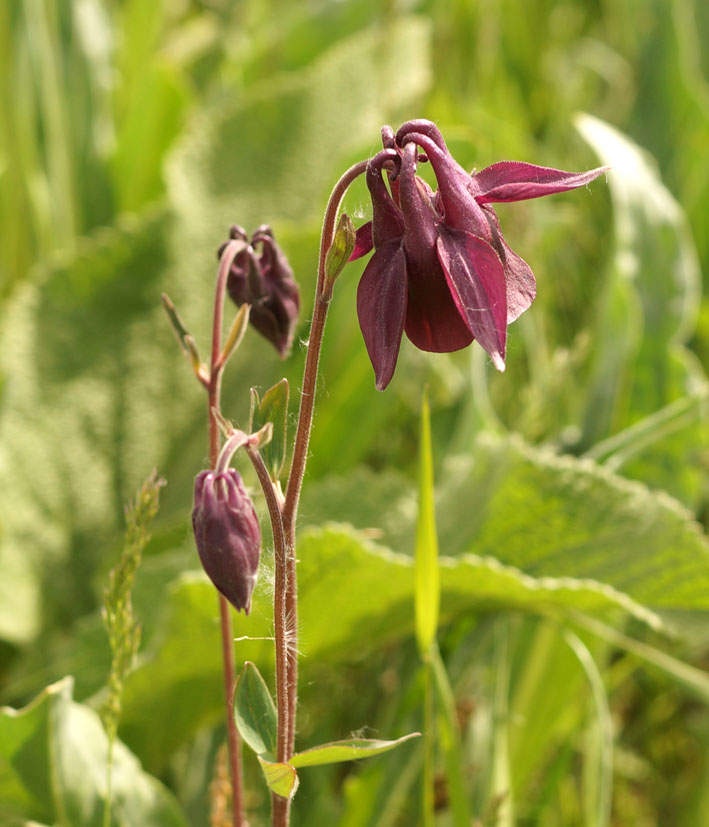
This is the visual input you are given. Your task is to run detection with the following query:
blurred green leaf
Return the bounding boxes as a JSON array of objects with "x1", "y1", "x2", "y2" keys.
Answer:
[
  {"x1": 303, "y1": 434, "x2": 709, "y2": 631},
  {"x1": 233, "y1": 661, "x2": 277, "y2": 758},
  {"x1": 571, "y1": 613, "x2": 709, "y2": 703},
  {"x1": 0, "y1": 209, "x2": 184, "y2": 646},
  {"x1": 0, "y1": 677, "x2": 187, "y2": 826},
  {"x1": 563, "y1": 629, "x2": 613, "y2": 827},
  {"x1": 414, "y1": 391, "x2": 439, "y2": 656},
  {"x1": 576, "y1": 113, "x2": 707, "y2": 506},
  {"x1": 167, "y1": 18, "x2": 431, "y2": 231}
]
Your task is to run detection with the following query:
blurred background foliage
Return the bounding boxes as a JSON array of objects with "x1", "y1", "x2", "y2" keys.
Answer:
[{"x1": 1, "y1": 0, "x2": 708, "y2": 825}]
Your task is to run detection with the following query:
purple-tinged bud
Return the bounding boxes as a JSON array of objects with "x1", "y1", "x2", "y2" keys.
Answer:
[
  {"x1": 192, "y1": 469, "x2": 261, "y2": 614},
  {"x1": 218, "y1": 225, "x2": 300, "y2": 357}
]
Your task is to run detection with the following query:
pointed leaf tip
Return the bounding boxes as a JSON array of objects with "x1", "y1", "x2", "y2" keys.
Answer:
[
  {"x1": 257, "y1": 757, "x2": 299, "y2": 799},
  {"x1": 233, "y1": 661, "x2": 277, "y2": 757},
  {"x1": 289, "y1": 733, "x2": 421, "y2": 768}
]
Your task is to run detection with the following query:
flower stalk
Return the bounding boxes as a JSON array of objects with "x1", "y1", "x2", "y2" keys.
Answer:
[
  {"x1": 281, "y1": 159, "x2": 369, "y2": 757},
  {"x1": 210, "y1": 240, "x2": 249, "y2": 827}
]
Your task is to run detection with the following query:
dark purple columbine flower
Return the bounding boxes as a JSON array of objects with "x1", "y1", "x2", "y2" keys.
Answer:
[
  {"x1": 192, "y1": 469, "x2": 261, "y2": 614},
  {"x1": 352, "y1": 120, "x2": 608, "y2": 390},
  {"x1": 219, "y1": 225, "x2": 300, "y2": 357}
]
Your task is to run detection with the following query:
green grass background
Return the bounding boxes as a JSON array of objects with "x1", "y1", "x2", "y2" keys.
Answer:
[{"x1": 1, "y1": 1, "x2": 708, "y2": 825}]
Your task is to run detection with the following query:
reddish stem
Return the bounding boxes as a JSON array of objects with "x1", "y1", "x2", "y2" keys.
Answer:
[
  {"x1": 282, "y1": 159, "x2": 369, "y2": 755},
  {"x1": 244, "y1": 445, "x2": 289, "y2": 762},
  {"x1": 210, "y1": 240, "x2": 248, "y2": 827}
]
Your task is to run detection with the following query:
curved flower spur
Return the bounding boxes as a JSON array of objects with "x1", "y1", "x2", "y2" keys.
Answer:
[{"x1": 351, "y1": 119, "x2": 608, "y2": 390}]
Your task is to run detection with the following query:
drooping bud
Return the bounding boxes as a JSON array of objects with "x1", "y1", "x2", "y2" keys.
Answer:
[
  {"x1": 218, "y1": 225, "x2": 300, "y2": 357},
  {"x1": 192, "y1": 469, "x2": 261, "y2": 614}
]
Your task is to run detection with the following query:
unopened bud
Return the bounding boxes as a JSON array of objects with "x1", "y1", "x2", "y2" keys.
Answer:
[
  {"x1": 324, "y1": 213, "x2": 356, "y2": 289},
  {"x1": 192, "y1": 470, "x2": 261, "y2": 614}
]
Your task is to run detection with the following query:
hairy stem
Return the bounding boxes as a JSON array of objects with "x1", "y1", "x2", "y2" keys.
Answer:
[
  {"x1": 245, "y1": 443, "x2": 291, "y2": 827},
  {"x1": 282, "y1": 159, "x2": 369, "y2": 754},
  {"x1": 244, "y1": 445, "x2": 289, "y2": 764}
]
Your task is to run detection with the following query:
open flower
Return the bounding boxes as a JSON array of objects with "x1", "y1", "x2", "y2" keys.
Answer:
[
  {"x1": 219, "y1": 225, "x2": 300, "y2": 357},
  {"x1": 352, "y1": 120, "x2": 607, "y2": 390}
]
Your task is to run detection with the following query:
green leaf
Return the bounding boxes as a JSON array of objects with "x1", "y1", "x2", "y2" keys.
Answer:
[
  {"x1": 250, "y1": 379, "x2": 289, "y2": 481},
  {"x1": 167, "y1": 18, "x2": 431, "y2": 231},
  {"x1": 414, "y1": 390, "x2": 439, "y2": 655},
  {"x1": 0, "y1": 677, "x2": 188, "y2": 826},
  {"x1": 289, "y1": 734, "x2": 420, "y2": 768},
  {"x1": 233, "y1": 661, "x2": 277, "y2": 758},
  {"x1": 303, "y1": 433, "x2": 709, "y2": 634},
  {"x1": 112, "y1": 432, "x2": 709, "y2": 769},
  {"x1": 0, "y1": 209, "x2": 181, "y2": 646},
  {"x1": 576, "y1": 113, "x2": 707, "y2": 506},
  {"x1": 257, "y1": 756, "x2": 299, "y2": 800}
]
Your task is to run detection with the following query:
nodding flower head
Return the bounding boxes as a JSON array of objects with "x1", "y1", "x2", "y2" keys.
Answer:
[
  {"x1": 351, "y1": 120, "x2": 608, "y2": 390},
  {"x1": 219, "y1": 225, "x2": 300, "y2": 357},
  {"x1": 192, "y1": 469, "x2": 261, "y2": 614}
]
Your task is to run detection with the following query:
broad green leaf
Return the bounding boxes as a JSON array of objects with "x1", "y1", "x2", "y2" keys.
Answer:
[
  {"x1": 289, "y1": 734, "x2": 420, "y2": 768},
  {"x1": 117, "y1": 572, "x2": 229, "y2": 771},
  {"x1": 113, "y1": 428, "x2": 709, "y2": 770},
  {"x1": 0, "y1": 677, "x2": 188, "y2": 827},
  {"x1": 257, "y1": 757, "x2": 299, "y2": 800},
  {"x1": 250, "y1": 379, "x2": 289, "y2": 481},
  {"x1": 0, "y1": 209, "x2": 185, "y2": 646},
  {"x1": 167, "y1": 18, "x2": 431, "y2": 232},
  {"x1": 303, "y1": 433, "x2": 709, "y2": 632},
  {"x1": 233, "y1": 661, "x2": 277, "y2": 758},
  {"x1": 414, "y1": 391, "x2": 439, "y2": 655},
  {"x1": 115, "y1": 522, "x2": 637, "y2": 771}
]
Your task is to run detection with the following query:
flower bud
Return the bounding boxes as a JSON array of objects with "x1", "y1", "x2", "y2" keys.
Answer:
[
  {"x1": 218, "y1": 225, "x2": 300, "y2": 357},
  {"x1": 192, "y1": 469, "x2": 261, "y2": 614}
]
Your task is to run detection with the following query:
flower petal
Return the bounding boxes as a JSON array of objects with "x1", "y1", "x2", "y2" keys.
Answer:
[
  {"x1": 436, "y1": 227, "x2": 508, "y2": 370},
  {"x1": 481, "y1": 205, "x2": 536, "y2": 323},
  {"x1": 398, "y1": 144, "x2": 474, "y2": 354},
  {"x1": 472, "y1": 162, "x2": 609, "y2": 203},
  {"x1": 403, "y1": 255, "x2": 475, "y2": 354},
  {"x1": 357, "y1": 240, "x2": 408, "y2": 391},
  {"x1": 399, "y1": 143, "x2": 439, "y2": 267},
  {"x1": 349, "y1": 221, "x2": 373, "y2": 261}
]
